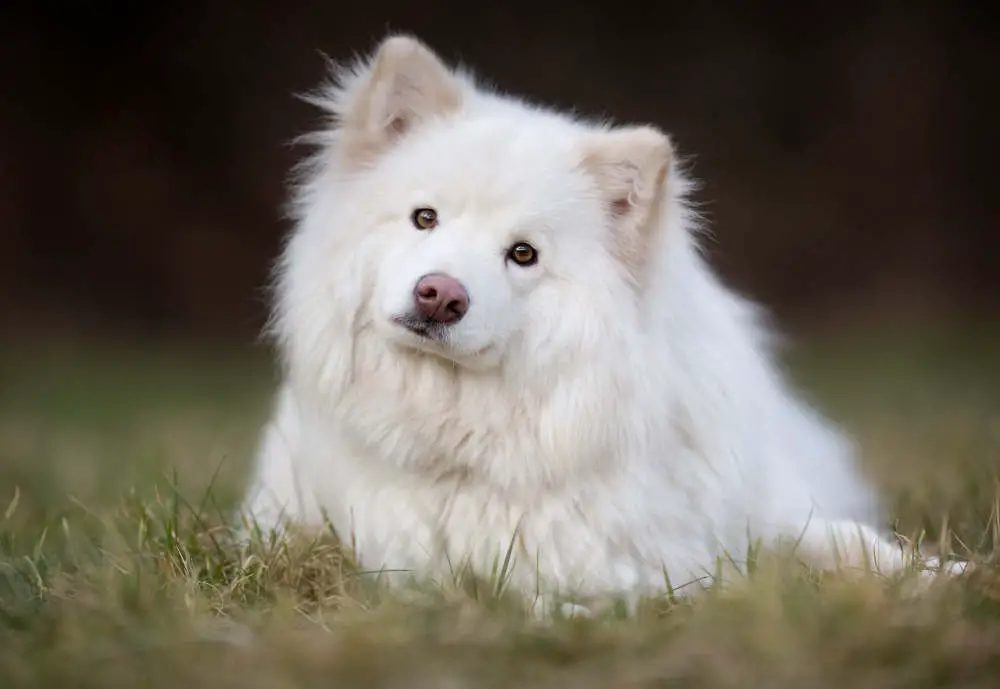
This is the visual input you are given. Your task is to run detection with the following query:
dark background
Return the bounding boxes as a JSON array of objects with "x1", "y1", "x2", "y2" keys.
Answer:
[{"x1": 2, "y1": 1, "x2": 997, "y2": 343}]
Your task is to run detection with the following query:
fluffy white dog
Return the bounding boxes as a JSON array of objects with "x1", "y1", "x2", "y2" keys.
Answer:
[{"x1": 239, "y1": 34, "x2": 958, "y2": 610}]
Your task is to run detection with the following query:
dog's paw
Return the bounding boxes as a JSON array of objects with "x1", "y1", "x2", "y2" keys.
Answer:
[
  {"x1": 559, "y1": 602, "x2": 595, "y2": 618},
  {"x1": 530, "y1": 595, "x2": 595, "y2": 620},
  {"x1": 894, "y1": 554, "x2": 969, "y2": 598},
  {"x1": 920, "y1": 555, "x2": 969, "y2": 577}
]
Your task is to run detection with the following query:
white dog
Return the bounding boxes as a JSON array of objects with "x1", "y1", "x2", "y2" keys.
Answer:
[{"x1": 239, "y1": 34, "x2": 958, "y2": 610}]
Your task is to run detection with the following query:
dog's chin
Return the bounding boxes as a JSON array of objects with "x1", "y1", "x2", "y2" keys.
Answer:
[{"x1": 388, "y1": 315, "x2": 497, "y2": 368}]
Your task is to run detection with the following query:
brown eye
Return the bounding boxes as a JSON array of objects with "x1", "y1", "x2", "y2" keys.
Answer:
[
  {"x1": 507, "y1": 242, "x2": 538, "y2": 267},
  {"x1": 411, "y1": 207, "x2": 438, "y2": 230}
]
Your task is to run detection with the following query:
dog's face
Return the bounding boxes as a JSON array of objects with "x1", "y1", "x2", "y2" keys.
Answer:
[
  {"x1": 285, "y1": 36, "x2": 674, "y2": 376},
  {"x1": 363, "y1": 117, "x2": 630, "y2": 369}
]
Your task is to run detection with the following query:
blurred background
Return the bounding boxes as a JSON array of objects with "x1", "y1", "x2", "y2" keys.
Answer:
[{"x1": 1, "y1": 1, "x2": 997, "y2": 343}]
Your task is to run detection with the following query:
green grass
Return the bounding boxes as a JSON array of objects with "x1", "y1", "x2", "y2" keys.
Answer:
[{"x1": 1, "y1": 326, "x2": 999, "y2": 687}]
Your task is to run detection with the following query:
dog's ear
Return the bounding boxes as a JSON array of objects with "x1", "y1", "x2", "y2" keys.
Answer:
[
  {"x1": 580, "y1": 125, "x2": 674, "y2": 278},
  {"x1": 339, "y1": 35, "x2": 463, "y2": 164}
]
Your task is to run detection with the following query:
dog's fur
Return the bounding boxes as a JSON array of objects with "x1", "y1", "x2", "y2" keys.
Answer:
[{"x1": 240, "y1": 35, "x2": 956, "y2": 609}]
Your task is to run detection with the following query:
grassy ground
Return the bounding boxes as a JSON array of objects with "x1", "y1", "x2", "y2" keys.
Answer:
[{"x1": 1, "y1": 325, "x2": 999, "y2": 687}]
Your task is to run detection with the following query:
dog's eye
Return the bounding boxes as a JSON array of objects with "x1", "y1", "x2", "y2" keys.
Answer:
[
  {"x1": 507, "y1": 242, "x2": 538, "y2": 267},
  {"x1": 411, "y1": 207, "x2": 438, "y2": 230}
]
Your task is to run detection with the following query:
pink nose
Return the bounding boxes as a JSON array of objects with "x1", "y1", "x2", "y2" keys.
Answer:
[{"x1": 413, "y1": 273, "x2": 469, "y2": 324}]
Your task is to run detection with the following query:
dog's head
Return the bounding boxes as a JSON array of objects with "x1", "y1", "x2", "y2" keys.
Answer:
[{"x1": 279, "y1": 35, "x2": 684, "y2": 381}]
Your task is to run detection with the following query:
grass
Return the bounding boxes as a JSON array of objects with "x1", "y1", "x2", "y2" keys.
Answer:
[{"x1": 1, "y1": 325, "x2": 999, "y2": 687}]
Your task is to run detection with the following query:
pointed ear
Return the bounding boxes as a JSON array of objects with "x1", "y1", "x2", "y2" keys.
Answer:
[
  {"x1": 579, "y1": 125, "x2": 674, "y2": 279},
  {"x1": 340, "y1": 35, "x2": 463, "y2": 164}
]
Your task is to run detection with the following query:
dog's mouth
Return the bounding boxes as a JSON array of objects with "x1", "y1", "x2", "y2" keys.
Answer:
[
  {"x1": 390, "y1": 314, "x2": 494, "y2": 363},
  {"x1": 392, "y1": 314, "x2": 450, "y2": 341}
]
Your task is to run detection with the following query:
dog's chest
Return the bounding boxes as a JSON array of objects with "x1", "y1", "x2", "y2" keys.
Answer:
[{"x1": 336, "y1": 373, "x2": 605, "y2": 491}]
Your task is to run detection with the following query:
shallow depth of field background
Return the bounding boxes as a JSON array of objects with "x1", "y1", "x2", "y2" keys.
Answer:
[
  {"x1": 1, "y1": 2, "x2": 999, "y2": 687},
  {"x1": 2, "y1": 2, "x2": 998, "y2": 340}
]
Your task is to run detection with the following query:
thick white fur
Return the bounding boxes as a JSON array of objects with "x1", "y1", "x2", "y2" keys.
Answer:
[{"x1": 240, "y1": 35, "x2": 957, "y2": 608}]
